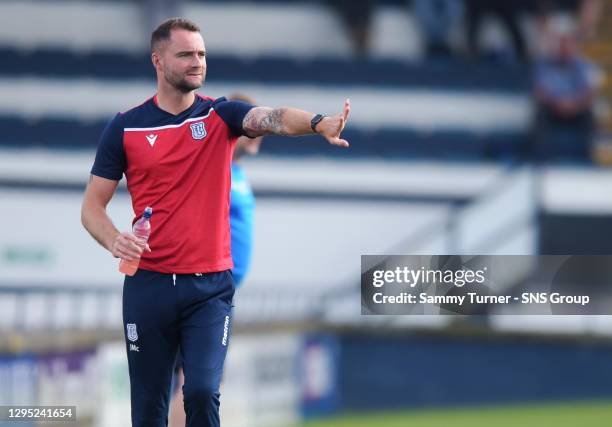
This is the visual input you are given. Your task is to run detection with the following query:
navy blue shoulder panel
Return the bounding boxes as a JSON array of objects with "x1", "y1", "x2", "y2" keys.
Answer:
[
  {"x1": 213, "y1": 97, "x2": 255, "y2": 137},
  {"x1": 91, "y1": 113, "x2": 126, "y2": 181}
]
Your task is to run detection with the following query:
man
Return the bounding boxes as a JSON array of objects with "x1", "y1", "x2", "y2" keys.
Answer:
[
  {"x1": 80, "y1": 17, "x2": 350, "y2": 427},
  {"x1": 465, "y1": 0, "x2": 528, "y2": 62},
  {"x1": 533, "y1": 27, "x2": 598, "y2": 161},
  {"x1": 412, "y1": 0, "x2": 462, "y2": 58}
]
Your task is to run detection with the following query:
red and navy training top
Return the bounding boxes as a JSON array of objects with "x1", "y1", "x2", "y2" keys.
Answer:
[{"x1": 91, "y1": 94, "x2": 254, "y2": 274}]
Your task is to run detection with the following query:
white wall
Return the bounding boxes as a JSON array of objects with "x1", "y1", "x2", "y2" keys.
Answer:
[{"x1": 0, "y1": 152, "x2": 507, "y2": 291}]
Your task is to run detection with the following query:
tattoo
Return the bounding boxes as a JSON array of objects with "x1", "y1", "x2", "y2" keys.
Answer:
[
  {"x1": 243, "y1": 107, "x2": 288, "y2": 136},
  {"x1": 261, "y1": 108, "x2": 287, "y2": 135}
]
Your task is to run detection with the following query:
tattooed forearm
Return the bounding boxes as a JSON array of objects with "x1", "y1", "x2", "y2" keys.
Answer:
[{"x1": 243, "y1": 107, "x2": 289, "y2": 136}]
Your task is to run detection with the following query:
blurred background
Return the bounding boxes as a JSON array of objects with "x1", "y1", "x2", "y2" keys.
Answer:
[{"x1": 1, "y1": 0, "x2": 612, "y2": 426}]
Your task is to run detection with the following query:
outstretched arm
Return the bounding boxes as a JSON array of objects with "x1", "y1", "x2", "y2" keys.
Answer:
[{"x1": 242, "y1": 99, "x2": 351, "y2": 147}]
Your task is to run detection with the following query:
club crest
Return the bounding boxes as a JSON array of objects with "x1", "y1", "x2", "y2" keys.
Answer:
[
  {"x1": 190, "y1": 121, "x2": 207, "y2": 140},
  {"x1": 126, "y1": 323, "x2": 138, "y2": 342}
]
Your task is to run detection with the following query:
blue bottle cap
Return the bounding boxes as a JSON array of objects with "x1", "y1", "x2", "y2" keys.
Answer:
[{"x1": 143, "y1": 207, "x2": 153, "y2": 218}]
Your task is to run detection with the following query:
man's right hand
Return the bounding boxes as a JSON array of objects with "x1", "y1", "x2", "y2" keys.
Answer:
[
  {"x1": 316, "y1": 98, "x2": 351, "y2": 148},
  {"x1": 110, "y1": 231, "x2": 151, "y2": 261}
]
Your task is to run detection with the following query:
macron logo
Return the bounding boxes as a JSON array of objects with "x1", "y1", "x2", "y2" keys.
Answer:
[
  {"x1": 222, "y1": 315, "x2": 230, "y2": 346},
  {"x1": 146, "y1": 134, "x2": 158, "y2": 147}
]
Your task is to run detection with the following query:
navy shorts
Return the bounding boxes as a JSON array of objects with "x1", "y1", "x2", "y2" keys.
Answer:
[{"x1": 123, "y1": 269, "x2": 235, "y2": 427}]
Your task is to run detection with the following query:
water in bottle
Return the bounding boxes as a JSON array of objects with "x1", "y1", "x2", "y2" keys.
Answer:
[{"x1": 119, "y1": 206, "x2": 153, "y2": 276}]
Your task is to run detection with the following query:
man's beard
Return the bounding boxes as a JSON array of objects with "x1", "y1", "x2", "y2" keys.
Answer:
[{"x1": 166, "y1": 70, "x2": 203, "y2": 93}]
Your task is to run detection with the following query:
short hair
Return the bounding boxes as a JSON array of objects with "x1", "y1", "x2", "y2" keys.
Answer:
[{"x1": 151, "y1": 18, "x2": 201, "y2": 52}]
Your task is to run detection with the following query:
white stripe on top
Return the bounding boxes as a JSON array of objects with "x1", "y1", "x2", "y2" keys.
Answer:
[{"x1": 123, "y1": 109, "x2": 215, "y2": 132}]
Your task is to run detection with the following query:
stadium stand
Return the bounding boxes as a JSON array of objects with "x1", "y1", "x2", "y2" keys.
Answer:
[
  {"x1": 2, "y1": 2, "x2": 612, "y2": 426},
  {"x1": 0, "y1": 0, "x2": 532, "y2": 160}
]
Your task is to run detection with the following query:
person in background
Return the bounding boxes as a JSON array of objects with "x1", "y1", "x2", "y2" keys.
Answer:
[
  {"x1": 465, "y1": 0, "x2": 529, "y2": 62},
  {"x1": 533, "y1": 23, "x2": 599, "y2": 161},
  {"x1": 227, "y1": 92, "x2": 263, "y2": 287},
  {"x1": 139, "y1": 0, "x2": 183, "y2": 34},
  {"x1": 577, "y1": 0, "x2": 602, "y2": 40},
  {"x1": 327, "y1": 0, "x2": 375, "y2": 58},
  {"x1": 412, "y1": 0, "x2": 463, "y2": 58},
  {"x1": 536, "y1": 0, "x2": 602, "y2": 41}
]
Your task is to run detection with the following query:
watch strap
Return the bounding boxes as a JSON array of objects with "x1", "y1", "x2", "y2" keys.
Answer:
[{"x1": 310, "y1": 114, "x2": 326, "y2": 132}]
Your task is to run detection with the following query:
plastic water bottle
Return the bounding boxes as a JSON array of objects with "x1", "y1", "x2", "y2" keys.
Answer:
[{"x1": 119, "y1": 207, "x2": 153, "y2": 276}]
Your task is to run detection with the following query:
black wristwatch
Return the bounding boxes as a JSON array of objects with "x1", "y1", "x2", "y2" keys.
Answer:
[{"x1": 310, "y1": 114, "x2": 326, "y2": 133}]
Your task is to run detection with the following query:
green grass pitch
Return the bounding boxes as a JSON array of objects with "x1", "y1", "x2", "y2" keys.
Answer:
[{"x1": 301, "y1": 400, "x2": 612, "y2": 427}]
